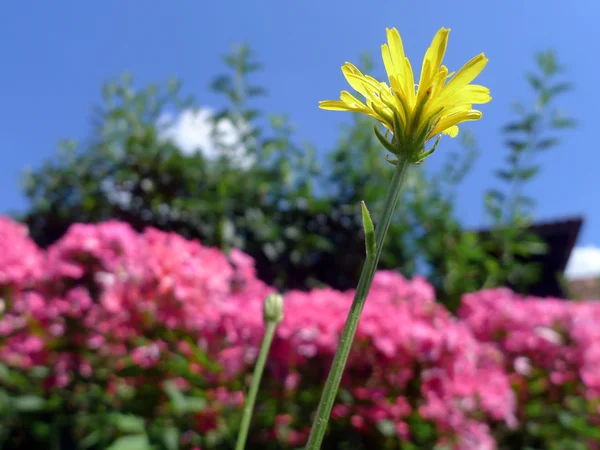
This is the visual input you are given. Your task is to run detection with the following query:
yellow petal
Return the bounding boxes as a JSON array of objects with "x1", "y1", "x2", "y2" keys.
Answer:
[
  {"x1": 340, "y1": 91, "x2": 370, "y2": 110},
  {"x1": 381, "y1": 44, "x2": 394, "y2": 76},
  {"x1": 454, "y1": 84, "x2": 492, "y2": 104},
  {"x1": 433, "y1": 85, "x2": 491, "y2": 112},
  {"x1": 429, "y1": 28, "x2": 450, "y2": 71},
  {"x1": 319, "y1": 100, "x2": 354, "y2": 111},
  {"x1": 319, "y1": 98, "x2": 390, "y2": 129},
  {"x1": 341, "y1": 65, "x2": 373, "y2": 100},
  {"x1": 344, "y1": 72, "x2": 391, "y2": 106},
  {"x1": 429, "y1": 109, "x2": 482, "y2": 137},
  {"x1": 440, "y1": 103, "x2": 473, "y2": 117},
  {"x1": 386, "y1": 28, "x2": 406, "y2": 77},
  {"x1": 417, "y1": 57, "x2": 432, "y2": 100},
  {"x1": 403, "y1": 57, "x2": 416, "y2": 108},
  {"x1": 442, "y1": 125, "x2": 459, "y2": 137},
  {"x1": 444, "y1": 53, "x2": 488, "y2": 93},
  {"x1": 382, "y1": 45, "x2": 404, "y2": 94},
  {"x1": 431, "y1": 65, "x2": 449, "y2": 96},
  {"x1": 420, "y1": 28, "x2": 450, "y2": 88},
  {"x1": 417, "y1": 29, "x2": 450, "y2": 107}
]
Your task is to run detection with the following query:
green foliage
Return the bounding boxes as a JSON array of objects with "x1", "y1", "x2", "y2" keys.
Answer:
[
  {"x1": 0, "y1": 338, "x2": 225, "y2": 450},
  {"x1": 482, "y1": 49, "x2": 576, "y2": 294},
  {"x1": 495, "y1": 375, "x2": 600, "y2": 450},
  {"x1": 21, "y1": 45, "x2": 326, "y2": 291},
  {"x1": 19, "y1": 45, "x2": 574, "y2": 307}
]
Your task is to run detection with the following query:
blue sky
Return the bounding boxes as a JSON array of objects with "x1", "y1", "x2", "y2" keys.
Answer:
[{"x1": 1, "y1": 1, "x2": 599, "y2": 277}]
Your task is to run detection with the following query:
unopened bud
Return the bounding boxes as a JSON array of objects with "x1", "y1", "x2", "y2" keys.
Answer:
[{"x1": 263, "y1": 293, "x2": 284, "y2": 324}]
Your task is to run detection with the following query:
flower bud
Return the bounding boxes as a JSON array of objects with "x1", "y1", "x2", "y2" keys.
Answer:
[{"x1": 263, "y1": 293, "x2": 284, "y2": 324}]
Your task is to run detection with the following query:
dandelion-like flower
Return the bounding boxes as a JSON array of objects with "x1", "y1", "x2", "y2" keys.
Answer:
[{"x1": 320, "y1": 28, "x2": 491, "y2": 164}]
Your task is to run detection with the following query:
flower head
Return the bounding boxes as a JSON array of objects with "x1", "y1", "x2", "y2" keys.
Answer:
[{"x1": 320, "y1": 28, "x2": 490, "y2": 164}]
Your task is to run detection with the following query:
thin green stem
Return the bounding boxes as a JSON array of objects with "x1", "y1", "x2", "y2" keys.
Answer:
[
  {"x1": 235, "y1": 321, "x2": 278, "y2": 450},
  {"x1": 304, "y1": 157, "x2": 411, "y2": 450}
]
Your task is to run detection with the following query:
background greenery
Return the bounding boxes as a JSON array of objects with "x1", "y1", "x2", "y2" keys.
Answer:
[{"x1": 19, "y1": 45, "x2": 574, "y2": 310}]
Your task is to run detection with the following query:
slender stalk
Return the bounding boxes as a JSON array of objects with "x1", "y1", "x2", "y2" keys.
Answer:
[
  {"x1": 304, "y1": 157, "x2": 411, "y2": 450},
  {"x1": 235, "y1": 321, "x2": 278, "y2": 450}
]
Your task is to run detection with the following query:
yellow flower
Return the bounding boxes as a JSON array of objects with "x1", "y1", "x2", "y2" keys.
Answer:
[{"x1": 319, "y1": 28, "x2": 491, "y2": 164}]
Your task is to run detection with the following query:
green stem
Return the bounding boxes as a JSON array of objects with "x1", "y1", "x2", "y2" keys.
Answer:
[
  {"x1": 235, "y1": 320, "x2": 278, "y2": 450},
  {"x1": 304, "y1": 157, "x2": 410, "y2": 450}
]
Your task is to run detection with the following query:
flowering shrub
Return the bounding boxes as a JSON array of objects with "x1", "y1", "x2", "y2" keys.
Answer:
[
  {"x1": 460, "y1": 289, "x2": 600, "y2": 448},
  {"x1": 0, "y1": 216, "x2": 598, "y2": 449},
  {"x1": 266, "y1": 274, "x2": 515, "y2": 449}
]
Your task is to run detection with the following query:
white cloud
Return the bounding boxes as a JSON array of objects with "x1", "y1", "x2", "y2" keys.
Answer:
[
  {"x1": 158, "y1": 107, "x2": 254, "y2": 168},
  {"x1": 565, "y1": 246, "x2": 600, "y2": 280}
]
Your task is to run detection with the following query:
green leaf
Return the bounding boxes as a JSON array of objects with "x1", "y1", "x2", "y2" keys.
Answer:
[
  {"x1": 0, "y1": 364, "x2": 10, "y2": 383},
  {"x1": 524, "y1": 400, "x2": 544, "y2": 417},
  {"x1": 495, "y1": 169, "x2": 515, "y2": 181},
  {"x1": 486, "y1": 189, "x2": 505, "y2": 202},
  {"x1": 503, "y1": 114, "x2": 539, "y2": 133},
  {"x1": 13, "y1": 395, "x2": 45, "y2": 412},
  {"x1": 112, "y1": 414, "x2": 145, "y2": 434},
  {"x1": 410, "y1": 416, "x2": 436, "y2": 442},
  {"x1": 503, "y1": 122, "x2": 527, "y2": 133},
  {"x1": 247, "y1": 86, "x2": 266, "y2": 97},
  {"x1": 210, "y1": 75, "x2": 232, "y2": 94},
  {"x1": 505, "y1": 139, "x2": 528, "y2": 152},
  {"x1": 558, "y1": 410, "x2": 576, "y2": 428},
  {"x1": 536, "y1": 50, "x2": 561, "y2": 75},
  {"x1": 535, "y1": 137, "x2": 559, "y2": 150},
  {"x1": 106, "y1": 435, "x2": 151, "y2": 450},
  {"x1": 551, "y1": 116, "x2": 577, "y2": 129},
  {"x1": 515, "y1": 166, "x2": 540, "y2": 180},
  {"x1": 184, "y1": 397, "x2": 207, "y2": 413},
  {"x1": 162, "y1": 427, "x2": 179, "y2": 450},
  {"x1": 361, "y1": 201, "x2": 376, "y2": 259},
  {"x1": 80, "y1": 430, "x2": 102, "y2": 449},
  {"x1": 548, "y1": 82, "x2": 573, "y2": 97},
  {"x1": 163, "y1": 380, "x2": 186, "y2": 414},
  {"x1": 527, "y1": 73, "x2": 543, "y2": 90}
]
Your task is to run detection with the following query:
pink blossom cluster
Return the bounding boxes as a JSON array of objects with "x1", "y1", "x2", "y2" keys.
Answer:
[
  {"x1": 45, "y1": 221, "x2": 236, "y2": 332},
  {"x1": 265, "y1": 272, "x2": 515, "y2": 449},
  {"x1": 459, "y1": 288, "x2": 600, "y2": 402},
  {"x1": 1, "y1": 216, "x2": 599, "y2": 449},
  {"x1": 0, "y1": 216, "x2": 44, "y2": 290},
  {"x1": 1, "y1": 220, "x2": 249, "y2": 380}
]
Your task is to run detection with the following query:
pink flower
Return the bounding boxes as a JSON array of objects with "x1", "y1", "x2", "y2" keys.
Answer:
[
  {"x1": 131, "y1": 343, "x2": 161, "y2": 368},
  {"x1": 0, "y1": 217, "x2": 43, "y2": 289}
]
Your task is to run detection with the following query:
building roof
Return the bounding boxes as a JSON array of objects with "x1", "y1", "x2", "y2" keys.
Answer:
[{"x1": 476, "y1": 216, "x2": 584, "y2": 298}]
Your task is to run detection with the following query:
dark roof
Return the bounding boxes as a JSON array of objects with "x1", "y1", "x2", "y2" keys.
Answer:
[
  {"x1": 527, "y1": 216, "x2": 583, "y2": 274},
  {"x1": 476, "y1": 216, "x2": 584, "y2": 298}
]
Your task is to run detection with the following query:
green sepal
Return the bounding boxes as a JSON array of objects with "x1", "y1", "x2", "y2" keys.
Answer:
[
  {"x1": 373, "y1": 125, "x2": 398, "y2": 154},
  {"x1": 385, "y1": 155, "x2": 398, "y2": 165},
  {"x1": 414, "y1": 135, "x2": 442, "y2": 164}
]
